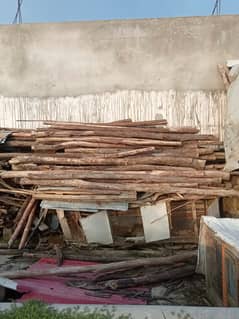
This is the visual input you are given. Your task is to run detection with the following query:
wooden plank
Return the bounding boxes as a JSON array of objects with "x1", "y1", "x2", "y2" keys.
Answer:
[{"x1": 56, "y1": 209, "x2": 73, "y2": 240}]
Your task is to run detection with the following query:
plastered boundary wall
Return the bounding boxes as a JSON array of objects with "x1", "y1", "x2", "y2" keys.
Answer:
[{"x1": 0, "y1": 15, "x2": 238, "y2": 136}]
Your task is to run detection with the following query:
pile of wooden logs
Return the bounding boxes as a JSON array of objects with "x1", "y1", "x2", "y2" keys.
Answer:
[
  {"x1": 0, "y1": 119, "x2": 237, "y2": 249},
  {"x1": 0, "y1": 251, "x2": 196, "y2": 290},
  {"x1": 0, "y1": 119, "x2": 236, "y2": 204}
]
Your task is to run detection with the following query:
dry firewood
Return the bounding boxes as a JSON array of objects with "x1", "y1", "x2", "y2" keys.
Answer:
[
  {"x1": 44, "y1": 119, "x2": 168, "y2": 128},
  {"x1": 36, "y1": 187, "x2": 125, "y2": 195},
  {"x1": 44, "y1": 122, "x2": 202, "y2": 138},
  {"x1": 198, "y1": 141, "x2": 223, "y2": 146},
  {"x1": 20, "y1": 178, "x2": 220, "y2": 193},
  {"x1": 33, "y1": 141, "x2": 131, "y2": 149},
  {"x1": 8, "y1": 197, "x2": 36, "y2": 248},
  {"x1": 0, "y1": 251, "x2": 196, "y2": 279},
  {"x1": 35, "y1": 128, "x2": 200, "y2": 140},
  {"x1": 34, "y1": 127, "x2": 200, "y2": 140},
  {"x1": 166, "y1": 187, "x2": 239, "y2": 197},
  {"x1": 63, "y1": 146, "x2": 198, "y2": 155},
  {"x1": 12, "y1": 169, "x2": 228, "y2": 180},
  {"x1": 37, "y1": 130, "x2": 217, "y2": 142},
  {"x1": 18, "y1": 200, "x2": 38, "y2": 249},
  {"x1": 10, "y1": 164, "x2": 202, "y2": 172},
  {"x1": 22, "y1": 248, "x2": 192, "y2": 262},
  {"x1": 35, "y1": 138, "x2": 182, "y2": 148},
  {"x1": 10, "y1": 155, "x2": 205, "y2": 169},
  {"x1": 108, "y1": 119, "x2": 133, "y2": 124},
  {"x1": 64, "y1": 147, "x2": 135, "y2": 154},
  {"x1": 34, "y1": 130, "x2": 96, "y2": 138},
  {"x1": 104, "y1": 265, "x2": 195, "y2": 289},
  {"x1": 71, "y1": 134, "x2": 213, "y2": 144},
  {"x1": 104, "y1": 119, "x2": 168, "y2": 127},
  {"x1": 32, "y1": 193, "x2": 137, "y2": 202},
  {"x1": 21, "y1": 175, "x2": 222, "y2": 186},
  {"x1": 10, "y1": 132, "x2": 34, "y2": 138},
  {"x1": 11, "y1": 163, "x2": 39, "y2": 171}
]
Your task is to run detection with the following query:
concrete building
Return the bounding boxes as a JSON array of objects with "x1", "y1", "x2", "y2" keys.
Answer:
[{"x1": 0, "y1": 15, "x2": 238, "y2": 138}]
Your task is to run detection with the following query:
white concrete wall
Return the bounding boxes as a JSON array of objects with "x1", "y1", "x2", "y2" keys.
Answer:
[
  {"x1": 0, "y1": 16, "x2": 238, "y2": 97},
  {"x1": 0, "y1": 15, "x2": 237, "y2": 134},
  {"x1": 0, "y1": 90, "x2": 226, "y2": 140}
]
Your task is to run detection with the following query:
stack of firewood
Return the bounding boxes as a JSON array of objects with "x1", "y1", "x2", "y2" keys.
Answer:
[
  {"x1": 0, "y1": 119, "x2": 237, "y2": 250},
  {"x1": 0, "y1": 119, "x2": 236, "y2": 203}
]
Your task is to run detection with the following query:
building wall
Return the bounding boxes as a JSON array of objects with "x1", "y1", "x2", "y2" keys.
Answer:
[
  {"x1": 0, "y1": 15, "x2": 238, "y2": 134},
  {"x1": 0, "y1": 90, "x2": 226, "y2": 139}
]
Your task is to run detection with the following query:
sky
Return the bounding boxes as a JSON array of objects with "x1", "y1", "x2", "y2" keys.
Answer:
[{"x1": 1, "y1": 0, "x2": 239, "y2": 24}]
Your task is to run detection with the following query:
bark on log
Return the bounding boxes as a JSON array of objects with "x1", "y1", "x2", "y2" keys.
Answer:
[
  {"x1": 35, "y1": 127, "x2": 200, "y2": 139},
  {"x1": 32, "y1": 193, "x2": 137, "y2": 201},
  {"x1": 20, "y1": 178, "x2": 219, "y2": 191},
  {"x1": 44, "y1": 120, "x2": 168, "y2": 129},
  {"x1": 18, "y1": 200, "x2": 38, "y2": 249},
  {"x1": 167, "y1": 187, "x2": 239, "y2": 197},
  {"x1": 34, "y1": 141, "x2": 129, "y2": 149},
  {"x1": 0, "y1": 251, "x2": 196, "y2": 279},
  {"x1": 104, "y1": 265, "x2": 195, "y2": 289},
  {"x1": 20, "y1": 176, "x2": 222, "y2": 186},
  {"x1": 14, "y1": 169, "x2": 227, "y2": 180},
  {"x1": 11, "y1": 164, "x2": 201, "y2": 172},
  {"x1": 35, "y1": 138, "x2": 182, "y2": 148},
  {"x1": 37, "y1": 130, "x2": 216, "y2": 142},
  {"x1": 8, "y1": 198, "x2": 36, "y2": 248},
  {"x1": 10, "y1": 155, "x2": 205, "y2": 169}
]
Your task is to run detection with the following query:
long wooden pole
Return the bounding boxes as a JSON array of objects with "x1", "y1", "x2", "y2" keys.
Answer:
[
  {"x1": 20, "y1": 177, "x2": 222, "y2": 186},
  {"x1": 0, "y1": 251, "x2": 196, "y2": 279},
  {"x1": 104, "y1": 265, "x2": 195, "y2": 289},
  {"x1": 8, "y1": 198, "x2": 36, "y2": 248},
  {"x1": 18, "y1": 200, "x2": 38, "y2": 250},
  {"x1": 0, "y1": 169, "x2": 230, "y2": 180},
  {"x1": 10, "y1": 155, "x2": 205, "y2": 169}
]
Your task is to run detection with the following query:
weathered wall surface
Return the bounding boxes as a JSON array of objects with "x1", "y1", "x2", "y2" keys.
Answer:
[
  {"x1": 0, "y1": 15, "x2": 237, "y2": 134},
  {"x1": 0, "y1": 16, "x2": 238, "y2": 96},
  {"x1": 0, "y1": 90, "x2": 226, "y2": 140}
]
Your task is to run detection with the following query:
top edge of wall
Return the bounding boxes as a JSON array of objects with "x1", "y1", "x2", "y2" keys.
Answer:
[{"x1": 0, "y1": 14, "x2": 239, "y2": 27}]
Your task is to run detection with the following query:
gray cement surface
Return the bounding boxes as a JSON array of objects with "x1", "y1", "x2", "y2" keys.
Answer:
[
  {"x1": 0, "y1": 304, "x2": 239, "y2": 319},
  {"x1": 0, "y1": 15, "x2": 239, "y2": 97}
]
